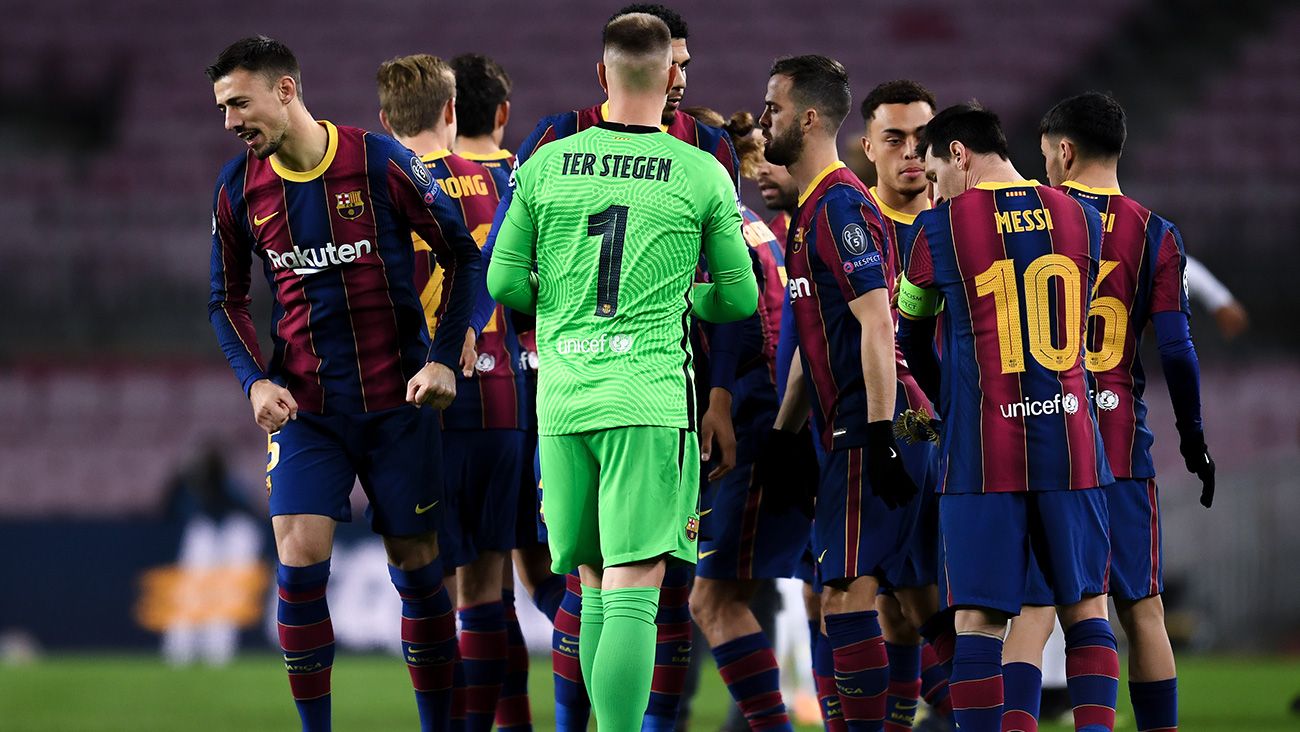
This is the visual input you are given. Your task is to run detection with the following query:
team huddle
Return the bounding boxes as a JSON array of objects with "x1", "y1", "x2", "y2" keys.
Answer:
[{"x1": 206, "y1": 5, "x2": 1215, "y2": 732}]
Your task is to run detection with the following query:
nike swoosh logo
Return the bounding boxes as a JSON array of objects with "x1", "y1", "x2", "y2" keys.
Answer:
[
  {"x1": 405, "y1": 646, "x2": 443, "y2": 655},
  {"x1": 698, "y1": 549, "x2": 719, "y2": 559},
  {"x1": 818, "y1": 549, "x2": 828, "y2": 563},
  {"x1": 254, "y1": 211, "x2": 280, "y2": 226},
  {"x1": 889, "y1": 447, "x2": 898, "y2": 459},
  {"x1": 414, "y1": 501, "x2": 438, "y2": 515},
  {"x1": 283, "y1": 654, "x2": 313, "y2": 662}
]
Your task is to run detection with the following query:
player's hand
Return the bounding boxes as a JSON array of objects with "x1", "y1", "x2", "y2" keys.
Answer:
[
  {"x1": 407, "y1": 362, "x2": 457, "y2": 410},
  {"x1": 460, "y1": 328, "x2": 478, "y2": 378},
  {"x1": 755, "y1": 428, "x2": 818, "y2": 518},
  {"x1": 1180, "y1": 432, "x2": 1215, "y2": 508},
  {"x1": 865, "y1": 420, "x2": 918, "y2": 510},
  {"x1": 700, "y1": 389, "x2": 737, "y2": 481},
  {"x1": 249, "y1": 379, "x2": 297, "y2": 434}
]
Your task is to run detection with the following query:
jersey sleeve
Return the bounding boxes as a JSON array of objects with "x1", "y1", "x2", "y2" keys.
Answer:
[
  {"x1": 384, "y1": 144, "x2": 484, "y2": 369},
  {"x1": 711, "y1": 125, "x2": 741, "y2": 190},
  {"x1": 1151, "y1": 222, "x2": 1192, "y2": 316},
  {"x1": 692, "y1": 161, "x2": 757, "y2": 323},
  {"x1": 897, "y1": 218, "x2": 942, "y2": 319},
  {"x1": 817, "y1": 189, "x2": 887, "y2": 301},
  {"x1": 207, "y1": 176, "x2": 267, "y2": 395},
  {"x1": 486, "y1": 160, "x2": 539, "y2": 315}
]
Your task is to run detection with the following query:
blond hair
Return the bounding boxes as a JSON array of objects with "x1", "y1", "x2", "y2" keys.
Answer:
[{"x1": 376, "y1": 54, "x2": 455, "y2": 137}]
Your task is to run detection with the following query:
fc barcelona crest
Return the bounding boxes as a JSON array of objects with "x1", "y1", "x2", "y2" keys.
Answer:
[
  {"x1": 336, "y1": 190, "x2": 365, "y2": 220},
  {"x1": 685, "y1": 516, "x2": 699, "y2": 542},
  {"x1": 792, "y1": 226, "x2": 806, "y2": 254}
]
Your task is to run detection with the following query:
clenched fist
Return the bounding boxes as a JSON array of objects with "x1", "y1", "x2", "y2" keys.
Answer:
[
  {"x1": 407, "y1": 361, "x2": 458, "y2": 410},
  {"x1": 249, "y1": 379, "x2": 298, "y2": 434}
]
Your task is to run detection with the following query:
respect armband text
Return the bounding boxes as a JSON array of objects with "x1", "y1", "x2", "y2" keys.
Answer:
[{"x1": 897, "y1": 273, "x2": 943, "y2": 318}]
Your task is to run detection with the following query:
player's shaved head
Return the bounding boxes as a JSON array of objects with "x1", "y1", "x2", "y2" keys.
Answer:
[
  {"x1": 1040, "y1": 92, "x2": 1127, "y2": 160},
  {"x1": 768, "y1": 55, "x2": 852, "y2": 134},
  {"x1": 919, "y1": 103, "x2": 1009, "y2": 161},
  {"x1": 602, "y1": 13, "x2": 673, "y2": 92},
  {"x1": 376, "y1": 54, "x2": 456, "y2": 138},
  {"x1": 206, "y1": 36, "x2": 301, "y2": 91},
  {"x1": 609, "y1": 3, "x2": 688, "y2": 39}
]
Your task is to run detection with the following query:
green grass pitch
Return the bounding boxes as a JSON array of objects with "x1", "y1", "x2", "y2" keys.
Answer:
[{"x1": 0, "y1": 654, "x2": 1295, "y2": 730}]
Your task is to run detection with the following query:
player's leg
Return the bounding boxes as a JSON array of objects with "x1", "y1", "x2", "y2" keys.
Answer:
[
  {"x1": 693, "y1": 577, "x2": 792, "y2": 731},
  {"x1": 1035, "y1": 489, "x2": 1118, "y2": 732},
  {"x1": 267, "y1": 415, "x2": 356, "y2": 732},
  {"x1": 447, "y1": 429, "x2": 524, "y2": 732},
  {"x1": 644, "y1": 563, "x2": 694, "y2": 731},
  {"x1": 552, "y1": 572, "x2": 591, "y2": 732},
  {"x1": 877, "y1": 593, "x2": 922, "y2": 732},
  {"x1": 359, "y1": 406, "x2": 456, "y2": 732},
  {"x1": 1107, "y1": 478, "x2": 1176, "y2": 732},
  {"x1": 804, "y1": 578, "x2": 846, "y2": 731},
  {"x1": 539, "y1": 431, "x2": 603, "y2": 721},
  {"x1": 940, "y1": 492, "x2": 1032, "y2": 732},
  {"x1": 1001, "y1": 604, "x2": 1055, "y2": 732},
  {"x1": 587, "y1": 426, "x2": 701, "y2": 732},
  {"x1": 495, "y1": 559, "x2": 533, "y2": 732}
]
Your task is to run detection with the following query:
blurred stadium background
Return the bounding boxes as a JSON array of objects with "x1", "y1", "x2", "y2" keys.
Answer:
[{"x1": 1, "y1": 0, "x2": 1297, "y2": 729}]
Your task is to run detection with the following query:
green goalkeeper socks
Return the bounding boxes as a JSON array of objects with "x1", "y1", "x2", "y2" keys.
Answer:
[
  {"x1": 590, "y1": 586, "x2": 661, "y2": 731},
  {"x1": 579, "y1": 584, "x2": 604, "y2": 689}
]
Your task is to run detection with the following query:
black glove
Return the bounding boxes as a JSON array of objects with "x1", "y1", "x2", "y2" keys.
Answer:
[
  {"x1": 1180, "y1": 432, "x2": 1215, "y2": 508},
  {"x1": 866, "y1": 420, "x2": 918, "y2": 510},
  {"x1": 754, "y1": 428, "x2": 819, "y2": 519}
]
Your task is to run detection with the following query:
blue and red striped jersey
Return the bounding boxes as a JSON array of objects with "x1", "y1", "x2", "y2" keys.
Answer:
[
  {"x1": 902, "y1": 180, "x2": 1113, "y2": 493},
  {"x1": 208, "y1": 121, "x2": 482, "y2": 415},
  {"x1": 1062, "y1": 181, "x2": 1191, "y2": 479},
  {"x1": 785, "y1": 162, "x2": 894, "y2": 451},
  {"x1": 458, "y1": 148, "x2": 514, "y2": 192},
  {"x1": 416, "y1": 150, "x2": 525, "y2": 431},
  {"x1": 767, "y1": 210, "x2": 793, "y2": 247}
]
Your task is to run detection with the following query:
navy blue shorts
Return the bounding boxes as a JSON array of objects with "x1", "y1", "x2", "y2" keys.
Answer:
[
  {"x1": 514, "y1": 423, "x2": 545, "y2": 549},
  {"x1": 814, "y1": 445, "x2": 921, "y2": 586},
  {"x1": 1105, "y1": 478, "x2": 1162, "y2": 601},
  {"x1": 941, "y1": 489, "x2": 1110, "y2": 616},
  {"x1": 881, "y1": 435, "x2": 940, "y2": 591},
  {"x1": 266, "y1": 405, "x2": 441, "y2": 538},
  {"x1": 439, "y1": 429, "x2": 524, "y2": 568},
  {"x1": 698, "y1": 384, "x2": 809, "y2": 580}
]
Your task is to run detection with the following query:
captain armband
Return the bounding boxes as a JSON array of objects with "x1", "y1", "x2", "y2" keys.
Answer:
[{"x1": 896, "y1": 272, "x2": 942, "y2": 318}]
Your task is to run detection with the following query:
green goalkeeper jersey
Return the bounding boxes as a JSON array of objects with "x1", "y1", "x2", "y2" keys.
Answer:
[{"x1": 488, "y1": 121, "x2": 757, "y2": 436}]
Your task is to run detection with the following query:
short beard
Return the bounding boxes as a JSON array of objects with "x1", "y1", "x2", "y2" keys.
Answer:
[
  {"x1": 253, "y1": 131, "x2": 284, "y2": 161},
  {"x1": 763, "y1": 124, "x2": 803, "y2": 168}
]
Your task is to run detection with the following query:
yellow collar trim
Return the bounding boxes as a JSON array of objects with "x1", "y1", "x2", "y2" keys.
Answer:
[
  {"x1": 869, "y1": 186, "x2": 927, "y2": 225},
  {"x1": 270, "y1": 120, "x2": 338, "y2": 182},
  {"x1": 599, "y1": 101, "x2": 670, "y2": 133},
  {"x1": 798, "y1": 161, "x2": 847, "y2": 207},
  {"x1": 459, "y1": 149, "x2": 513, "y2": 162},
  {"x1": 973, "y1": 179, "x2": 1040, "y2": 191},
  {"x1": 1061, "y1": 180, "x2": 1122, "y2": 196},
  {"x1": 421, "y1": 149, "x2": 452, "y2": 163}
]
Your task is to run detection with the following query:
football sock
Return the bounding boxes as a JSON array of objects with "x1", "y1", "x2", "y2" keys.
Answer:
[
  {"x1": 552, "y1": 574, "x2": 590, "y2": 732},
  {"x1": 277, "y1": 560, "x2": 334, "y2": 732},
  {"x1": 1001, "y1": 662, "x2": 1042, "y2": 732},
  {"x1": 1129, "y1": 678, "x2": 1177, "y2": 732},
  {"x1": 578, "y1": 585, "x2": 604, "y2": 694},
  {"x1": 824, "y1": 610, "x2": 889, "y2": 731},
  {"x1": 920, "y1": 641, "x2": 954, "y2": 718},
  {"x1": 494, "y1": 590, "x2": 532, "y2": 732},
  {"x1": 712, "y1": 631, "x2": 794, "y2": 731},
  {"x1": 1064, "y1": 619, "x2": 1119, "y2": 732},
  {"x1": 949, "y1": 632, "x2": 1004, "y2": 732},
  {"x1": 458, "y1": 600, "x2": 507, "y2": 732},
  {"x1": 389, "y1": 560, "x2": 457, "y2": 732},
  {"x1": 643, "y1": 565, "x2": 692, "y2": 729},
  {"x1": 451, "y1": 646, "x2": 466, "y2": 732},
  {"x1": 883, "y1": 642, "x2": 922, "y2": 732},
  {"x1": 813, "y1": 626, "x2": 848, "y2": 731},
  {"x1": 592, "y1": 586, "x2": 660, "y2": 732},
  {"x1": 530, "y1": 571, "x2": 567, "y2": 623}
]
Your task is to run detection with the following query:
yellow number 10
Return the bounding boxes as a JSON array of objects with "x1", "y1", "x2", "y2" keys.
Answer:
[{"x1": 974, "y1": 254, "x2": 1082, "y2": 374}]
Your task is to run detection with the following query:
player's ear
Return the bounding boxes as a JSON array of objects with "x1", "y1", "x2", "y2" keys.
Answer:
[
  {"x1": 444, "y1": 97, "x2": 456, "y2": 127},
  {"x1": 496, "y1": 100, "x2": 511, "y2": 130},
  {"x1": 861, "y1": 134, "x2": 875, "y2": 163},
  {"x1": 277, "y1": 75, "x2": 296, "y2": 105},
  {"x1": 949, "y1": 140, "x2": 965, "y2": 169},
  {"x1": 1060, "y1": 138, "x2": 1075, "y2": 173},
  {"x1": 597, "y1": 62, "x2": 609, "y2": 94},
  {"x1": 378, "y1": 109, "x2": 395, "y2": 137}
]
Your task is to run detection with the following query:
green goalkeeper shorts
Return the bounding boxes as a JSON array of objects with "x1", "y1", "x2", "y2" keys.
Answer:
[{"x1": 539, "y1": 426, "x2": 700, "y2": 573}]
